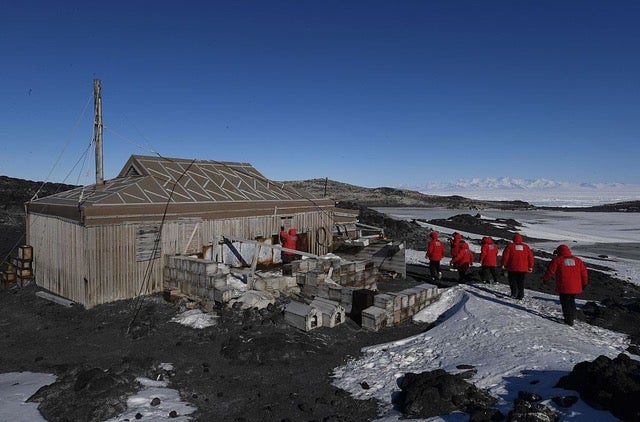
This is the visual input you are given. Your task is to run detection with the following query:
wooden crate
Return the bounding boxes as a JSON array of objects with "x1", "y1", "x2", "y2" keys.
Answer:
[
  {"x1": 361, "y1": 306, "x2": 388, "y2": 331},
  {"x1": 316, "y1": 284, "x2": 329, "y2": 299},
  {"x1": 18, "y1": 245, "x2": 33, "y2": 261},
  {"x1": 374, "y1": 293, "x2": 395, "y2": 313},
  {"x1": 340, "y1": 287, "x2": 356, "y2": 313},
  {"x1": 415, "y1": 283, "x2": 439, "y2": 302},
  {"x1": 17, "y1": 268, "x2": 32, "y2": 278},
  {"x1": 12, "y1": 258, "x2": 32, "y2": 270},
  {"x1": 328, "y1": 284, "x2": 342, "y2": 301}
]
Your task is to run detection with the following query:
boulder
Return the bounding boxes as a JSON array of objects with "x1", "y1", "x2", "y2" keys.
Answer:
[
  {"x1": 556, "y1": 353, "x2": 640, "y2": 421},
  {"x1": 394, "y1": 369, "x2": 498, "y2": 419}
]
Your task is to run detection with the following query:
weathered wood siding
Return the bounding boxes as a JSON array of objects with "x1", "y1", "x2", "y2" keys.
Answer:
[
  {"x1": 27, "y1": 215, "x2": 164, "y2": 308},
  {"x1": 27, "y1": 214, "x2": 87, "y2": 305},
  {"x1": 199, "y1": 210, "x2": 335, "y2": 256},
  {"x1": 27, "y1": 210, "x2": 344, "y2": 308}
]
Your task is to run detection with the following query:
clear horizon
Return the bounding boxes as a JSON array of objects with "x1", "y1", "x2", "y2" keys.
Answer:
[{"x1": 2, "y1": 1, "x2": 639, "y2": 187}]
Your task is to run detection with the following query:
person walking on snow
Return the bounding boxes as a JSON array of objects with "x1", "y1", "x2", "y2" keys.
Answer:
[
  {"x1": 279, "y1": 226, "x2": 298, "y2": 264},
  {"x1": 450, "y1": 241, "x2": 474, "y2": 282},
  {"x1": 426, "y1": 231, "x2": 446, "y2": 281},
  {"x1": 501, "y1": 233, "x2": 534, "y2": 299},
  {"x1": 543, "y1": 244, "x2": 588, "y2": 326},
  {"x1": 449, "y1": 232, "x2": 462, "y2": 265},
  {"x1": 479, "y1": 236, "x2": 500, "y2": 283}
]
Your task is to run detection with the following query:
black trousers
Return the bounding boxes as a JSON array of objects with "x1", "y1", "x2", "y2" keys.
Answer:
[
  {"x1": 508, "y1": 271, "x2": 526, "y2": 299},
  {"x1": 559, "y1": 294, "x2": 577, "y2": 325},
  {"x1": 480, "y1": 266, "x2": 500, "y2": 283},
  {"x1": 429, "y1": 260, "x2": 441, "y2": 279}
]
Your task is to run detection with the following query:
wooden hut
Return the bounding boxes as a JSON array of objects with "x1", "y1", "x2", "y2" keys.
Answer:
[{"x1": 26, "y1": 155, "x2": 355, "y2": 308}]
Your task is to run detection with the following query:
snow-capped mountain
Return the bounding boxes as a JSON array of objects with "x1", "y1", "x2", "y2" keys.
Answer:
[{"x1": 407, "y1": 177, "x2": 640, "y2": 207}]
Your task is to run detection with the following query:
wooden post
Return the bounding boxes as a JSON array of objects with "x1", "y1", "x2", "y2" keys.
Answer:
[{"x1": 93, "y1": 79, "x2": 104, "y2": 185}]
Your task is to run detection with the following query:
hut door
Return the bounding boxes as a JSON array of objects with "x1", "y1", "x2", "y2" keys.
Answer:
[
  {"x1": 179, "y1": 220, "x2": 202, "y2": 255},
  {"x1": 297, "y1": 232, "x2": 309, "y2": 253}
]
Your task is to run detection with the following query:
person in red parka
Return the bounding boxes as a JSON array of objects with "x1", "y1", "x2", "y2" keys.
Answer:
[
  {"x1": 450, "y1": 241, "x2": 474, "y2": 282},
  {"x1": 543, "y1": 244, "x2": 588, "y2": 326},
  {"x1": 449, "y1": 232, "x2": 462, "y2": 265},
  {"x1": 426, "y1": 231, "x2": 446, "y2": 281},
  {"x1": 279, "y1": 226, "x2": 298, "y2": 264},
  {"x1": 479, "y1": 236, "x2": 500, "y2": 284},
  {"x1": 501, "y1": 233, "x2": 534, "y2": 299}
]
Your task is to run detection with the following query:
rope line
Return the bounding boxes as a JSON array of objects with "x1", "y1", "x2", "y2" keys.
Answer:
[{"x1": 127, "y1": 159, "x2": 196, "y2": 334}]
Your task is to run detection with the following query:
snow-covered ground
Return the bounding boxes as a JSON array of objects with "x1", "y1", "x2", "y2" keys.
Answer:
[
  {"x1": 331, "y1": 207, "x2": 640, "y2": 421},
  {"x1": 2, "y1": 208, "x2": 638, "y2": 420},
  {"x1": 333, "y1": 284, "x2": 629, "y2": 421}
]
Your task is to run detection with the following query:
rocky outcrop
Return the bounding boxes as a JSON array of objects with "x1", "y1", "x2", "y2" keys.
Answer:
[
  {"x1": 393, "y1": 369, "x2": 498, "y2": 419},
  {"x1": 556, "y1": 353, "x2": 640, "y2": 421}
]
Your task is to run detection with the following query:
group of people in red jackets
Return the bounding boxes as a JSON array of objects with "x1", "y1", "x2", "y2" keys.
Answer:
[{"x1": 426, "y1": 231, "x2": 588, "y2": 326}]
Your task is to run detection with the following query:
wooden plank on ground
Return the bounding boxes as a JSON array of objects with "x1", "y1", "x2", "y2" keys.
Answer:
[{"x1": 36, "y1": 291, "x2": 76, "y2": 307}]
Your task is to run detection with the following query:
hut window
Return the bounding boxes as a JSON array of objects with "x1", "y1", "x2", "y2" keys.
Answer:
[
  {"x1": 136, "y1": 225, "x2": 161, "y2": 261},
  {"x1": 124, "y1": 165, "x2": 141, "y2": 176}
]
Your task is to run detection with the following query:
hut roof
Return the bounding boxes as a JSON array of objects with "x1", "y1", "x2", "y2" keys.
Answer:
[{"x1": 27, "y1": 155, "x2": 332, "y2": 225}]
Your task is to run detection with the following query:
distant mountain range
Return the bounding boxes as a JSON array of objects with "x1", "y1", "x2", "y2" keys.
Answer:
[
  {"x1": 405, "y1": 178, "x2": 640, "y2": 207},
  {"x1": 410, "y1": 177, "x2": 630, "y2": 191}
]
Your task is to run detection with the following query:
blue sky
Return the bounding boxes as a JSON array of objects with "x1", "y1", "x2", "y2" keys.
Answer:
[{"x1": 1, "y1": 0, "x2": 639, "y2": 188}]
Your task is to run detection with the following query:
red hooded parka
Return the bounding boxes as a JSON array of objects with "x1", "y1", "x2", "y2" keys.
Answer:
[
  {"x1": 426, "y1": 231, "x2": 446, "y2": 261},
  {"x1": 450, "y1": 232, "x2": 462, "y2": 258},
  {"x1": 451, "y1": 242, "x2": 474, "y2": 271},
  {"x1": 480, "y1": 237, "x2": 499, "y2": 267},
  {"x1": 501, "y1": 233, "x2": 534, "y2": 272},
  {"x1": 280, "y1": 228, "x2": 298, "y2": 255},
  {"x1": 543, "y1": 244, "x2": 588, "y2": 294}
]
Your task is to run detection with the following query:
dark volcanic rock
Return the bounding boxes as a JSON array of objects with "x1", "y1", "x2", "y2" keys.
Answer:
[
  {"x1": 555, "y1": 353, "x2": 640, "y2": 421},
  {"x1": 337, "y1": 201, "x2": 431, "y2": 250},
  {"x1": 285, "y1": 179, "x2": 534, "y2": 209},
  {"x1": 394, "y1": 369, "x2": 498, "y2": 418},
  {"x1": 426, "y1": 213, "x2": 531, "y2": 242},
  {"x1": 27, "y1": 366, "x2": 138, "y2": 422},
  {"x1": 581, "y1": 299, "x2": 640, "y2": 347},
  {"x1": 508, "y1": 396, "x2": 556, "y2": 422},
  {"x1": 0, "y1": 176, "x2": 77, "y2": 259}
]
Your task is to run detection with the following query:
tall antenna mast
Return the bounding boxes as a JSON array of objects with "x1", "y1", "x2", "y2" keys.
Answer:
[{"x1": 93, "y1": 79, "x2": 104, "y2": 185}]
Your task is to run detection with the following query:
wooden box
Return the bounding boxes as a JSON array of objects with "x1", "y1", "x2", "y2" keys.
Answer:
[
  {"x1": 18, "y1": 245, "x2": 33, "y2": 261},
  {"x1": 361, "y1": 306, "x2": 388, "y2": 331}
]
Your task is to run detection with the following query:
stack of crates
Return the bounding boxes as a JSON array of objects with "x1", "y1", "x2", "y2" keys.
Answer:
[
  {"x1": 13, "y1": 245, "x2": 34, "y2": 287},
  {"x1": 2, "y1": 261, "x2": 17, "y2": 288}
]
